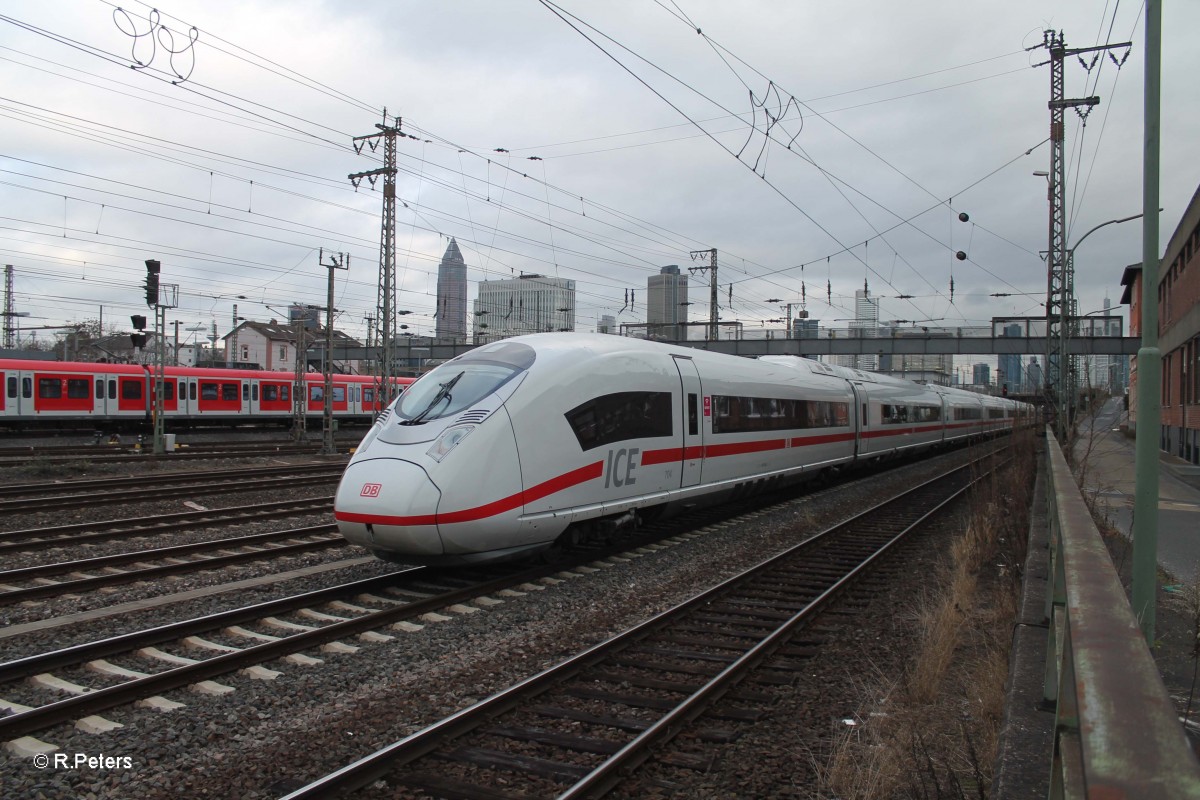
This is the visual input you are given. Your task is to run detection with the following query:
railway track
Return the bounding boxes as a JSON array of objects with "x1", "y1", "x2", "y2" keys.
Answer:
[
  {"x1": 0, "y1": 463, "x2": 344, "y2": 514},
  {"x1": 280, "y1": 448, "x2": 1008, "y2": 799},
  {"x1": 0, "y1": 523, "x2": 348, "y2": 605},
  {"x1": 0, "y1": 445, "x2": 1007, "y2": 776},
  {"x1": 0, "y1": 496, "x2": 333, "y2": 555},
  {"x1": 0, "y1": 438, "x2": 364, "y2": 464}
]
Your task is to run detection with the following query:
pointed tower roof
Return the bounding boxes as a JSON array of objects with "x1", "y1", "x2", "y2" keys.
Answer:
[{"x1": 441, "y1": 238, "x2": 464, "y2": 264}]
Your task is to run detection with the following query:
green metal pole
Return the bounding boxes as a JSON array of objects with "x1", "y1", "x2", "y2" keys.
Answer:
[{"x1": 1132, "y1": 0, "x2": 1160, "y2": 644}]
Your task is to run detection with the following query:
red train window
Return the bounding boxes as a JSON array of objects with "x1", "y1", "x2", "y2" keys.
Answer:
[
  {"x1": 122, "y1": 381, "x2": 143, "y2": 400},
  {"x1": 333, "y1": 387, "x2": 345, "y2": 403},
  {"x1": 201, "y1": 383, "x2": 218, "y2": 400},
  {"x1": 242, "y1": 384, "x2": 249, "y2": 401},
  {"x1": 38, "y1": 378, "x2": 61, "y2": 399},
  {"x1": 108, "y1": 379, "x2": 117, "y2": 398},
  {"x1": 221, "y1": 383, "x2": 238, "y2": 401},
  {"x1": 95, "y1": 379, "x2": 104, "y2": 399},
  {"x1": 67, "y1": 379, "x2": 88, "y2": 399},
  {"x1": 6, "y1": 377, "x2": 15, "y2": 398}
]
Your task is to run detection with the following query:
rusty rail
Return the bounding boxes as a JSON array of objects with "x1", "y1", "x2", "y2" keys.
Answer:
[{"x1": 1043, "y1": 429, "x2": 1200, "y2": 798}]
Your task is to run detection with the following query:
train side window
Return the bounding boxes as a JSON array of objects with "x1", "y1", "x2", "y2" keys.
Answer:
[
  {"x1": 242, "y1": 384, "x2": 249, "y2": 401},
  {"x1": 162, "y1": 381, "x2": 175, "y2": 401},
  {"x1": 221, "y1": 383, "x2": 238, "y2": 402},
  {"x1": 178, "y1": 380, "x2": 185, "y2": 399},
  {"x1": 200, "y1": 383, "x2": 218, "y2": 401},
  {"x1": 22, "y1": 377, "x2": 32, "y2": 398},
  {"x1": 38, "y1": 378, "x2": 62, "y2": 399},
  {"x1": 687, "y1": 393, "x2": 698, "y2": 436},
  {"x1": 281, "y1": 385, "x2": 289, "y2": 402},
  {"x1": 310, "y1": 385, "x2": 324, "y2": 402},
  {"x1": 108, "y1": 379, "x2": 117, "y2": 399},
  {"x1": 263, "y1": 384, "x2": 278, "y2": 402},
  {"x1": 333, "y1": 387, "x2": 345, "y2": 403},
  {"x1": 363, "y1": 387, "x2": 374, "y2": 403},
  {"x1": 122, "y1": 381, "x2": 142, "y2": 400},
  {"x1": 189, "y1": 382, "x2": 196, "y2": 401},
  {"x1": 67, "y1": 379, "x2": 89, "y2": 399},
  {"x1": 565, "y1": 391, "x2": 673, "y2": 451},
  {"x1": 8, "y1": 376, "x2": 17, "y2": 398},
  {"x1": 95, "y1": 379, "x2": 104, "y2": 399},
  {"x1": 252, "y1": 385, "x2": 259, "y2": 401}
]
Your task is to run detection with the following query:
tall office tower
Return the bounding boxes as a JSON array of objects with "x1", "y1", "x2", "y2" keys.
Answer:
[
  {"x1": 973, "y1": 363, "x2": 991, "y2": 387},
  {"x1": 997, "y1": 323, "x2": 1024, "y2": 395},
  {"x1": 1026, "y1": 357, "x2": 1043, "y2": 392},
  {"x1": 474, "y1": 274, "x2": 576, "y2": 341},
  {"x1": 850, "y1": 284, "x2": 879, "y2": 370},
  {"x1": 597, "y1": 314, "x2": 617, "y2": 334},
  {"x1": 646, "y1": 265, "x2": 689, "y2": 340},
  {"x1": 435, "y1": 238, "x2": 468, "y2": 340}
]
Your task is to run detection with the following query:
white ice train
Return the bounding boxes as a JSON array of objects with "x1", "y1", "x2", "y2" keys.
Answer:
[{"x1": 334, "y1": 333, "x2": 1031, "y2": 564}]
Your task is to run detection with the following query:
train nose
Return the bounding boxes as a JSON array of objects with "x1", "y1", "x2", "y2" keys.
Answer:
[{"x1": 334, "y1": 458, "x2": 444, "y2": 557}]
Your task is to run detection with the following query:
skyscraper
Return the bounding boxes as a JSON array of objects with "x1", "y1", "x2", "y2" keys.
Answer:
[
  {"x1": 997, "y1": 323, "x2": 1023, "y2": 395},
  {"x1": 435, "y1": 238, "x2": 468, "y2": 340},
  {"x1": 850, "y1": 284, "x2": 879, "y2": 371},
  {"x1": 646, "y1": 265, "x2": 688, "y2": 340}
]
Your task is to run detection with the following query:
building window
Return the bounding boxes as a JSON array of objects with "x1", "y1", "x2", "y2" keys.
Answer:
[{"x1": 279, "y1": 346, "x2": 287, "y2": 360}]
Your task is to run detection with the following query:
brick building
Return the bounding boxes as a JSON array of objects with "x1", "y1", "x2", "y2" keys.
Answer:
[{"x1": 1123, "y1": 182, "x2": 1200, "y2": 464}]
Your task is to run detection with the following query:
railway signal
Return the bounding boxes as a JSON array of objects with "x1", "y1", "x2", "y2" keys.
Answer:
[{"x1": 144, "y1": 260, "x2": 161, "y2": 307}]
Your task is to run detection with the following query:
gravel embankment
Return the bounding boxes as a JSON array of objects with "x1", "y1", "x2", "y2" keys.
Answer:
[{"x1": 1, "y1": 446, "x2": 983, "y2": 799}]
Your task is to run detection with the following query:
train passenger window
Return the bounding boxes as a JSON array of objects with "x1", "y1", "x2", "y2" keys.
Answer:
[
  {"x1": 687, "y1": 393, "x2": 698, "y2": 436},
  {"x1": 9, "y1": 376, "x2": 18, "y2": 398},
  {"x1": 109, "y1": 380, "x2": 117, "y2": 399},
  {"x1": 252, "y1": 385, "x2": 259, "y2": 401},
  {"x1": 310, "y1": 385, "x2": 324, "y2": 402},
  {"x1": 263, "y1": 384, "x2": 278, "y2": 402},
  {"x1": 281, "y1": 385, "x2": 289, "y2": 402},
  {"x1": 65, "y1": 379, "x2": 88, "y2": 400},
  {"x1": 95, "y1": 379, "x2": 104, "y2": 399},
  {"x1": 200, "y1": 383, "x2": 218, "y2": 401},
  {"x1": 565, "y1": 391, "x2": 673, "y2": 451},
  {"x1": 332, "y1": 387, "x2": 345, "y2": 403},
  {"x1": 363, "y1": 387, "x2": 374, "y2": 403},
  {"x1": 38, "y1": 378, "x2": 62, "y2": 399},
  {"x1": 189, "y1": 382, "x2": 196, "y2": 401},
  {"x1": 178, "y1": 380, "x2": 185, "y2": 399},
  {"x1": 161, "y1": 381, "x2": 175, "y2": 401},
  {"x1": 242, "y1": 384, "x2": 249, "y2": 401},
  {"x1": 712, "y1": 395, "x2": 849, "y2": 433},
  {"x1": 22, "y1": 377, "x2": 32, "y2": 398},
  {"x1": 221, "y1": 383, "x2": 238, "y2": 401},
  {"x1": 122, "y1": 381, "x2": 142, "y2": 400}
]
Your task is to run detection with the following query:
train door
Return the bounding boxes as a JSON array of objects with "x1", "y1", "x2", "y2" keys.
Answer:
[
  {"x1": 849, "y1": 383, "x2": 865, "y2": 458},
  {"x1": 671, "y1": 356, "x2": 703, "y2": 487}
]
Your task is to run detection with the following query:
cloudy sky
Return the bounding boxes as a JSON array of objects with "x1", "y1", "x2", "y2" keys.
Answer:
[{"x1": 1, "y1": 0, "x2": 1196, "y2": 353}]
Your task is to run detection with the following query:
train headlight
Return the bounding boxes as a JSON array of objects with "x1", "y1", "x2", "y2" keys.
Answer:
[{"x1": 426, "y1": 424, "x2": 475, "y2": 462}]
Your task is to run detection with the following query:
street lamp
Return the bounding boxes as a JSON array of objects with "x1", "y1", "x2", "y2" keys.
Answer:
[{"x1": 1058, "y1": 213, "x2": 1143, "y2": 437}]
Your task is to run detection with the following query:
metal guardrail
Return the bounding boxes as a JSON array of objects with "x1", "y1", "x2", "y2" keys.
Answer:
[{"x1": 1043, "y1": 430, "x2": 1200, "y2": 798}]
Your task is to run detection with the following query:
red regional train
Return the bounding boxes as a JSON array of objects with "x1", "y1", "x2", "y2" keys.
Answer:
[{"x1": 0, "y1": 358, "x2": 412, "y2": 430}]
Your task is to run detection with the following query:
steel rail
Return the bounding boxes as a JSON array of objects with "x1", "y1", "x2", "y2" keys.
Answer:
[
  {"x1": 0, "y1": 525, "x2": 345, "y2": 604},
  {"x1": 0, "y1": 496, "x2": 333, "y2": 553},
  {"x1": 0, "y1": 569, "x2": 422, "y2": 683},
  {"x1": 0, "y1": 463, "x2": 340, "y2": 498}
]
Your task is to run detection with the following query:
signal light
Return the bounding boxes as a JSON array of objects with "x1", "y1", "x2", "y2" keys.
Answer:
[
  {"x1": 145, "y1": 259, "x2": 161, "y2": 307},
  {"x1": 131, "y1": 315, "x2": 147, "y2": 330},
  {"x1": 130, "y1": 333, "x2": 149, "y2": 348}
]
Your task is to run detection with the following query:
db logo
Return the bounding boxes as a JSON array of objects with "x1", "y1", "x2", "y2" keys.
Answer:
[{"x1": 360, "y1": 483, "x2": 382, "y2": 498}]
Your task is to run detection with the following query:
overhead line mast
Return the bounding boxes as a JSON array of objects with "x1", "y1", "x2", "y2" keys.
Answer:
[
  {"x1": 1034, "y1": 30, "x2": 1130, "y2": 439},
  {"x1": 349, "y1": 110, "x2": 402, "y2": 414}
]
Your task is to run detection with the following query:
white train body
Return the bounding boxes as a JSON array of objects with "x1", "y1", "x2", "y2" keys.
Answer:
[{"x1": 335, "y1": 333, "x2": 1030, "y2": 564}]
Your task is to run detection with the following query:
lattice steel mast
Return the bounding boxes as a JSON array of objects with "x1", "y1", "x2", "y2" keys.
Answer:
[{"x1": 349, "y1": 110, "x2": 401, "y2": 412}]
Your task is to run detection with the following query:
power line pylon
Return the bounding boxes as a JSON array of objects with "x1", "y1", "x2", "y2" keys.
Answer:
[
  {"x1": 1034, "y1": 29, "x2": 1129, "y2": 439},
  {"x1": 349, "y1": 110, "x2": 402, "y2": 414}
]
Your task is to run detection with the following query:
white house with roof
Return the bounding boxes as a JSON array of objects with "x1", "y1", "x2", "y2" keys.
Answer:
[{"x1": 222, "y1": 320, "x2": 363, "y2": 373}]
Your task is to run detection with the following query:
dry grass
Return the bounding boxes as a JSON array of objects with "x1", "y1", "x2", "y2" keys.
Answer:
[{"x1": 820, "y1": 432, "x2": 1036, "y2": 799}]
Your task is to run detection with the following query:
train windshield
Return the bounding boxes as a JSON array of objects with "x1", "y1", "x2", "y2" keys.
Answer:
[{"x1": 394, "y1": 341, "x2": 535, "y2": 425}]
